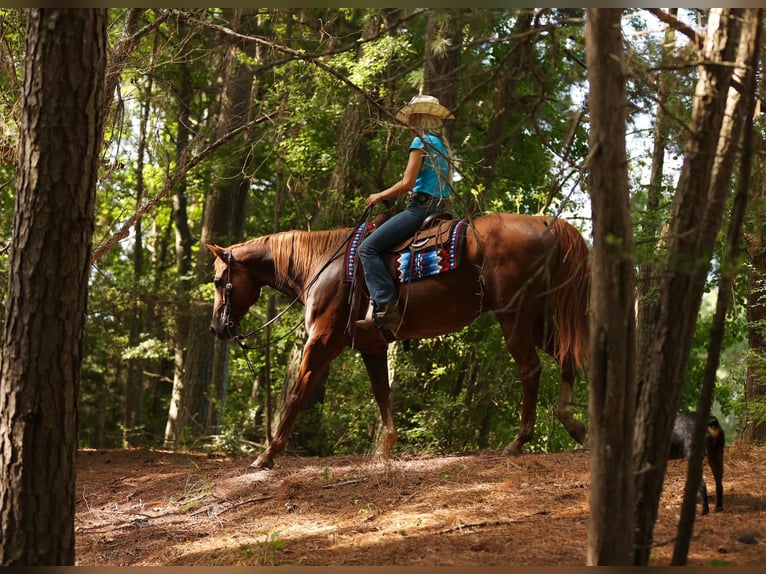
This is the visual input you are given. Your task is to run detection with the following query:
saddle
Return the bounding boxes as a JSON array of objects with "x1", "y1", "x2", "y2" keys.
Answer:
[
  {"x1": 345, "y1": 211, "x2": 467, "y2": 339},
  {"x1": 390, "y1": 211, "x2": 456, "y2": 253}
]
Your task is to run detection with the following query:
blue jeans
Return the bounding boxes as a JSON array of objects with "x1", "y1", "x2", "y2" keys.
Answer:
[{"x1": 359, "y1": 192, "x2": 445, "y2": 307}]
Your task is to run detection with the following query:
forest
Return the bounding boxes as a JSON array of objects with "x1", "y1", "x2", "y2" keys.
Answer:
[{"x1": 0, "y1": 7, "x2": 765, "y2": 566}]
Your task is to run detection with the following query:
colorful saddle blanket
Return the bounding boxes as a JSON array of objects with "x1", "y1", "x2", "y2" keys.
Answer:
[{"x1": 344, "y1": 218, "x2": 468, "y2": 284}]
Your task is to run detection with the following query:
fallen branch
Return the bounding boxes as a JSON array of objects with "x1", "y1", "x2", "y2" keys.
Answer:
[
  {"x1": 189, "y1": 494, "x2": 276, "y2": 518},
  {"x1": 440, "y1": 512, "x2": 559, "y2": 534},
  {"x1": 321, "y1": 477, "x2": 368, "y2": 489}
]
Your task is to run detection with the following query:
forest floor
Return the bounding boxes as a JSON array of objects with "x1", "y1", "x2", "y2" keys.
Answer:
[{"x1": 74, "y1": 443, "x2": 766, "y2": 566}]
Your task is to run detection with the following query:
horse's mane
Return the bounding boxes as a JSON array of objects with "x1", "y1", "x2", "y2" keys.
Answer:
[{"x1": 268, "y1": 227, "x2": 352, "y2": 290}]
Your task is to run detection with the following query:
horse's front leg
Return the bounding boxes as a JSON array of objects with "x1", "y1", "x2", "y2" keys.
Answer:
[
  {"x1": 361, "y1": 349, "x2": 397, "y2": 457},
  {"x1": 251, "y1": 335, "x2": 344, "y2": 470}
]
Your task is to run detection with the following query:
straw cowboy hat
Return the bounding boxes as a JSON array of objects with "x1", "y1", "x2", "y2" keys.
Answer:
[{"x1": 395, "y1": 94, "x2": 455, "y2": 122}]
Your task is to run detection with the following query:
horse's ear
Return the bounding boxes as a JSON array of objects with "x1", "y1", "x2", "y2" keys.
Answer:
[{"x1": 206, "y1": 244, "x2": 226, "y2": 259}]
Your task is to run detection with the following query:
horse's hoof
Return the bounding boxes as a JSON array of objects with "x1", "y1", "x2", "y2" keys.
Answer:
[
  {"x1": 250, "y1": 455, "x2": 273, "y2": 470},
  {"x1": 503, "y1": 443, "x2": 523, "y2": 457}
]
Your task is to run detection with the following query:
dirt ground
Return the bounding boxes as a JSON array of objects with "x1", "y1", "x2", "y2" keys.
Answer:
[{"x1": 74, "y1": 443, "x2": 766, "y2": 566}]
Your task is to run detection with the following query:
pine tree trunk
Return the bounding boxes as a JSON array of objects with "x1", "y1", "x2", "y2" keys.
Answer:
[
  {"x1": 165, "y1": 9, "x2": 254, "y2": 444},
  {"x1": 584, "y1": 9, "x2": 637, "y2": 565},
  {"x1": 636, "y1": 9, "x2": 677, "y2": 388},
  {"x1": 742, "y1": 30, "x2": 766, "y2": 444},
  {"x1": 744, "y1": 232, "x2": 766, "y2": 442},
  {"x1": 124, "y1": 52, "x2": 155, "y2": 447},
  {"x1": 0, "y1": 8, "x2": 105, "y2": 565}
]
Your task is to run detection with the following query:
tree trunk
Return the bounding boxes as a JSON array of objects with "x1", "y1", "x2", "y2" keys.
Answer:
[
  {"x1": 742, "y1": 29, "x2": 766, "y2": 444},
  {"x1": 673, "y1": 14, "x2": 761, "y2": 564},
  {"x1": 0, "y1": 8, "x2": 105, "y2": 565},
  {"x1": 636, "y1": 8, "x2": 677, "y2": 388},
  {"x1": 165, "y1": 9, "x2": 255, "y2": 444},
  {"x1": 584, "y1": 9, "x2": 637, "y2": 565},
  {"x1": 744, "y1": 233, "x2": 766, "y2": 442},
  {"x1": 124, "y1": 42, "x2": 156, "y2": 447},
  {"x1": 633, "y1": 9, "x2": 745, "y2": 565}
]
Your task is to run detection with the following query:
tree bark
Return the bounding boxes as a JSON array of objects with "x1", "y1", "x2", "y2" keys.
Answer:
[
  {"x1": 742, "y1": 28, "x2": 766, "y2": 444},
  {"x1": 0, "y1": 8, "x2": 105, "y2": 565},
  {"x1": 636, "y1": 8, "x2": 677, "y2": 389},
  {"x1": 584, "y1": 9, "x2": 637, "y2": 565},
  {"x1": 124, "y1": 36, "x2": 157, "y2": 447},
  {"x1": 744, "y1": 231, "x2": 766, "y2": 441}
]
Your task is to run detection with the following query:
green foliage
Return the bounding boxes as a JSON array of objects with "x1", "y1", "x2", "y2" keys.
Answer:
[
  {"x1": 682, "y1": 289, "x2": 748, "y2": 420},
  {"x1": 251, "y1": 530, "x2": 286, "y2": 566}
]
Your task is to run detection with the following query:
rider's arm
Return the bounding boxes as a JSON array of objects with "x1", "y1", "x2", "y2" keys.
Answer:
[{"x1": 365, "y1": 148, "x2": 424, "y2": 207}]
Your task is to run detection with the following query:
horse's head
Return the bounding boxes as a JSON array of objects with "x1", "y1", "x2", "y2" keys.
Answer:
[{"x1": 207, "y1": 244, "x2": 261, "y2": 340}]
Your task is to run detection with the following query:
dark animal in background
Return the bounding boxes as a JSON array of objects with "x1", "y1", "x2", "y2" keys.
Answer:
[{"x1": 669, "y1": 412, "x2": 725, "y2": 515}]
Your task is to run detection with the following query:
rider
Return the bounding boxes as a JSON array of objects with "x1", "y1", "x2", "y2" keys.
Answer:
[{"x1": 356, "y1": 94, "x2": 454, "y2": 330}]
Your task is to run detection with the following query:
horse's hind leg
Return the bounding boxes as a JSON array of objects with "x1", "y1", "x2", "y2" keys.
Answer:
[
  {"x1": 361, "y1": 349, "x2": 397, "y2": 457},
  {"x1": 504, "y1": 354, "x2": 542, "y2": 455},
  {"x1": 498, "y1": 316, "x2": 542, "y2": 455},
  {"x1": 556, "y1": 356, "x2": 587, "y2": 446}
]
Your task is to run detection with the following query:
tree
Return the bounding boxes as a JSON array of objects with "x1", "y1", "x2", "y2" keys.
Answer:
[
  {"x1": 0, "y1": 8, "x2": 106, "y2": 565},
  {"x1": 479, "y1": 10, "x2": 533, "y2": 191},
  {"x1": 673, "y1": 15, "x2": 761, "y2": 565},
  {"x1": 584, "y1": 8, "x2": 637, "y2": 565},
  {"x1": 742, "y1": 29, "x2": 766, "y2": 444},
  {"x1": 164, "y1": 9, "x2": 255, "y2": 444},
  {"x1": 633, "y1": 8, "x2": 751, "y2": 565}
]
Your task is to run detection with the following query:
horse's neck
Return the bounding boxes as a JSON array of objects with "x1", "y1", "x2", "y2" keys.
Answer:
[
  {"x1": 247, "y1": 228, "x2": 349, "y2": 299},
  {"x1": 234, "y1": 238, "x2": 288, "y2": 296}
]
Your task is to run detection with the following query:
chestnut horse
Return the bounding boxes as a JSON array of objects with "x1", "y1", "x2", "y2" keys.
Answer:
[{"x1": 208, "y1": 212, "x2": 590, "y2": 469}]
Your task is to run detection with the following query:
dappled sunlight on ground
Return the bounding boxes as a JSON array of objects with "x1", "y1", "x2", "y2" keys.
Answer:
[{"x1": 75, "y1": 444, "x2": 766, "y2": 566}]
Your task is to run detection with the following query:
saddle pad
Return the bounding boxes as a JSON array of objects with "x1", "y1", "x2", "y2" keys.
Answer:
[
  {"x1": 344, "y1": 218, "x2": 467, "y2": 284},
  {"x1": 396, "y1": 218, "x2": 467, "y2": 283},
  {"x1": 344, "y1": 221, "x2": 369, "y2": 283}
]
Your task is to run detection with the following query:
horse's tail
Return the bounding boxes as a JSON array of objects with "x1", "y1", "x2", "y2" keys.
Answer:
[{"x1": 548, "y1": 218, "x2": 591, "y2": 371}]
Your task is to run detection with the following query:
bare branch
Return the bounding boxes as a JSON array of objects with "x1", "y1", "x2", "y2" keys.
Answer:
[
  {"x1": 644, "y1": 8, "x2": 701, "y2": 48},
  {"x1": 91, "y1": 112, "x2": 277, "y2": 264},
  {"x1": 168, "y1": 9, "x2": 396, "y2": 122},
  {"x1": 103, "y1": 9, "x2": 171, "y2": 111}
]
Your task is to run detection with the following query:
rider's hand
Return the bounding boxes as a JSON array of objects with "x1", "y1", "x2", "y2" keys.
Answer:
[{"x1": 365, "y1": 192, "x2": 383, "y2": 207}]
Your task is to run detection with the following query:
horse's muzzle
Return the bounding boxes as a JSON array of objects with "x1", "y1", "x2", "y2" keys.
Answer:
[{"x1": 209, "y1": 320, "x2": 235, "y2": 340}]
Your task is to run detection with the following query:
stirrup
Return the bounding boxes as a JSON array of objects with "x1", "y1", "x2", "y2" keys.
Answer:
[{"x1": 355, "y1": 300, "x2": 376, "y2": 329}]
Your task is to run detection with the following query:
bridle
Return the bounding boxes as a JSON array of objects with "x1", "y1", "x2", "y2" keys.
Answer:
[
  {"x1": 217, "y1": 247, "x2": 304, "y2": 348},
  {"x1": 220, "y1": 250, "x2": 237, "y2": 339}
]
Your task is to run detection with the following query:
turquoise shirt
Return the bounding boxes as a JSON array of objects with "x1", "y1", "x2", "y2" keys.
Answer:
[{"x1": 410, "y1": 134, "x2": 450, "y2": 199}]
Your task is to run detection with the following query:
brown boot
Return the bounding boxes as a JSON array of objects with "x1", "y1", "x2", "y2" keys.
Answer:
[
  {"x1": 373, "y1": 301, "x2": 402, "y2": 330},
  {"x1": 355, "y1": 301, "x2": 402, "y2": 331}
]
